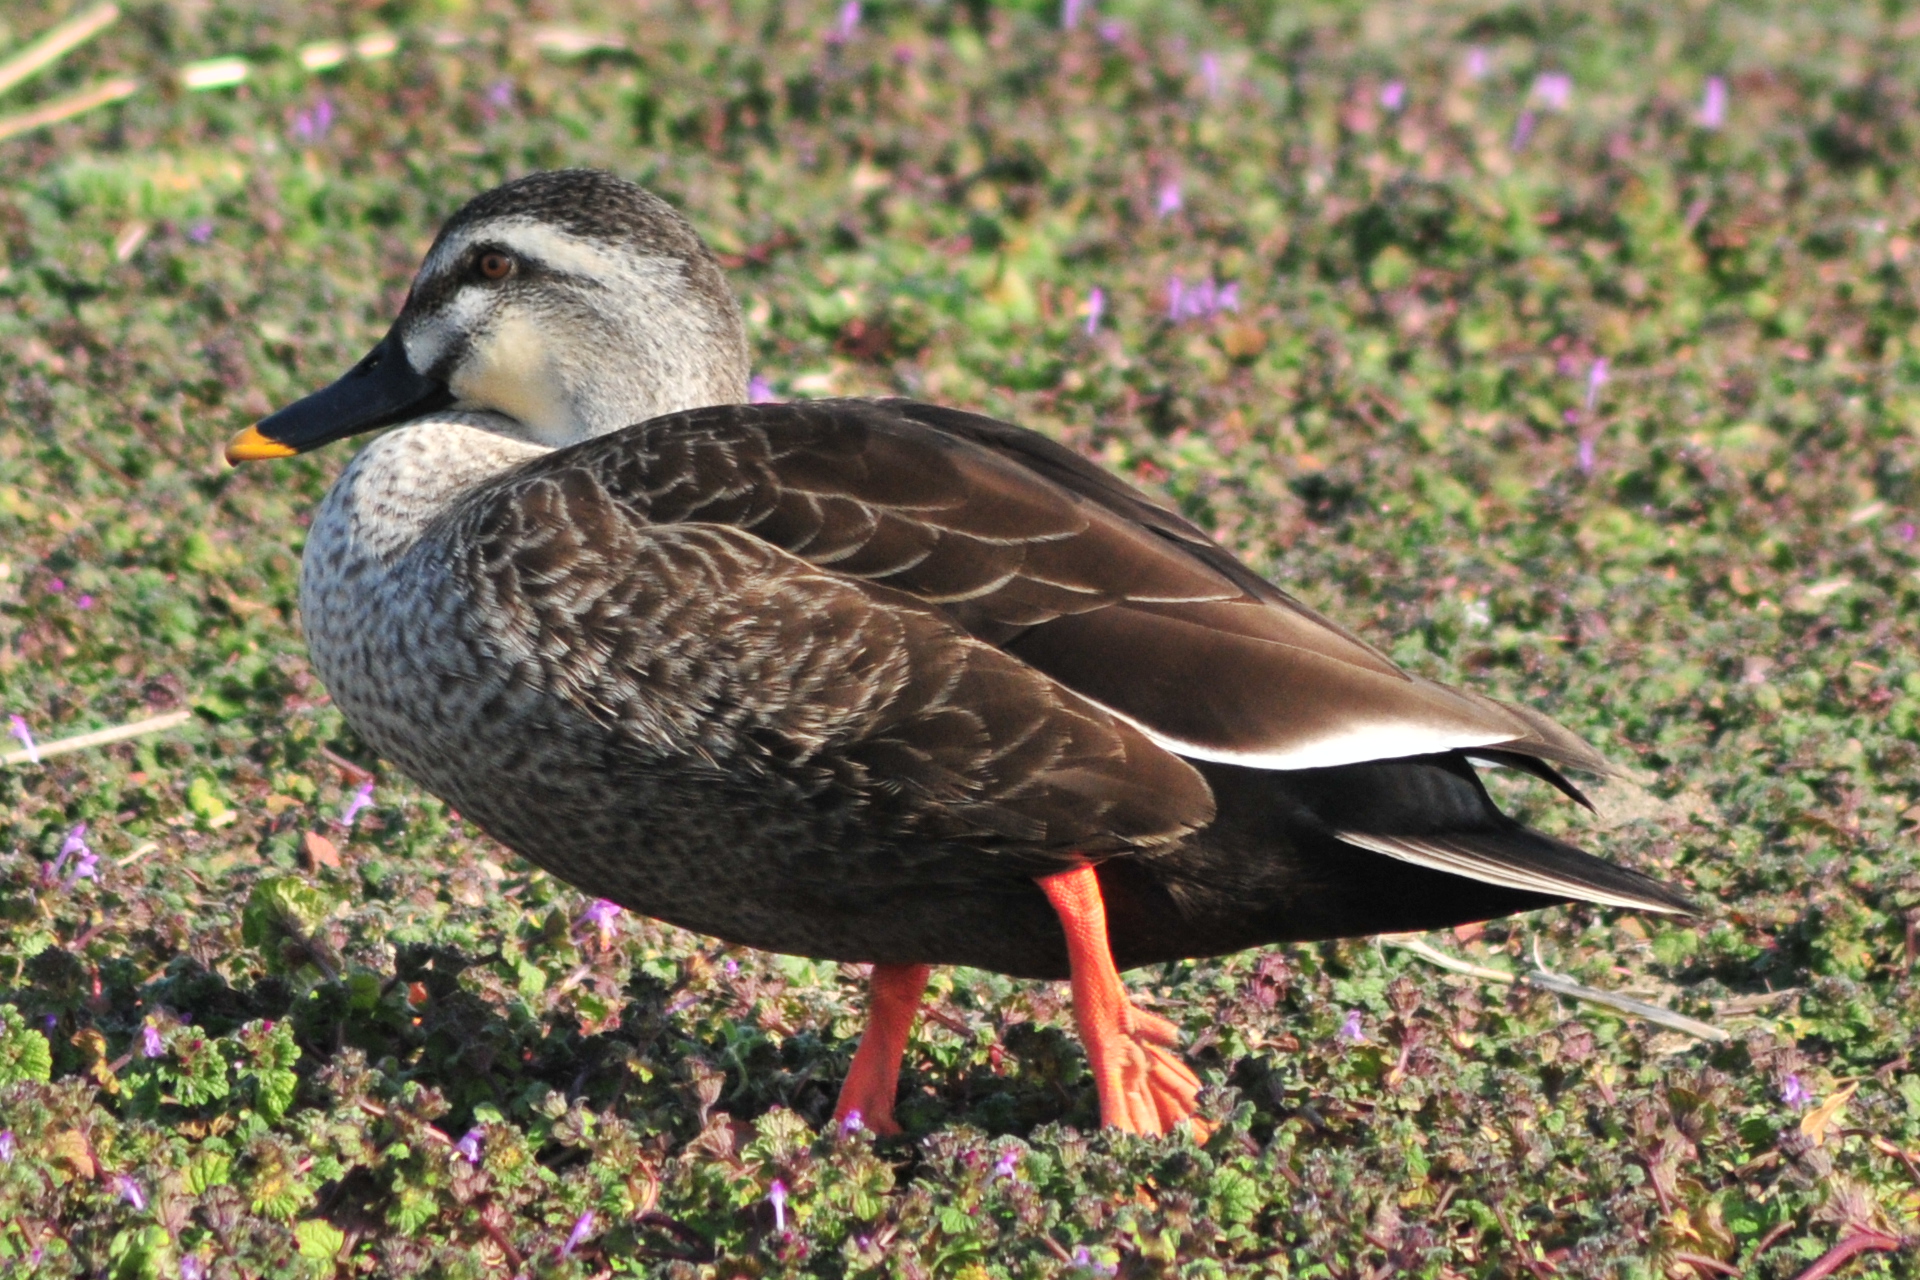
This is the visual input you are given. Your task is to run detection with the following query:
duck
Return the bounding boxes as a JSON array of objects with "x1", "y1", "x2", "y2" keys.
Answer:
[{"x1": 226, "y1": 169, "x2": 1696, "y2": 1137}]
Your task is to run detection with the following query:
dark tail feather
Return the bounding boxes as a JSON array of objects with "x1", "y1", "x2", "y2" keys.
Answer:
[
  {"x1": 1332, "y1": 827, "x2": 1697, "y2": 916},
  {"x1": 1464, "y1": 749, "x2": 1594, "y2": 811},
  {"x1": 1290, "y1": 752, "x2": 1697, "y2": 917}
]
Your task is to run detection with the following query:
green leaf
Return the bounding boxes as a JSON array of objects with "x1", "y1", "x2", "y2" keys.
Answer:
[
  {"x1": 184, "y1": 774, "x2": 237, "y2": 826},
  {"x1": 106, "y1": 1224, "x2": 171, "y2": 1280},
  {"x1": 185, "y1": 1152, "x2": 233, "y2": 1196},
  {"x1": 0, "y1": 1006, "x2": 52, "y2": 1086},
  {"x1": 241, "y1": 877, "x2": 340, "y2": 976},
  {"x1": 1209, "y1": 1167, "x2": 1260, "y2": 1227},
  {"x1": 236, "y1": 1020, "x2": 302, "y2": 1121},
  {"x1": 294, "y1": 1219, "x2": 345, "y2": 1261},
  {"x1": 387, "y1": 1185, "x2": 437, "y2": 1235},
  {"x1": 164, "y1": 1032, "x2": 232, "y2": 1106}
]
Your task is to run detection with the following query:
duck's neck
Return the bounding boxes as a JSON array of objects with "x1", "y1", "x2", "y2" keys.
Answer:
[{"x1": 312, "y1": 413, "x2": 550, "y2": 565}]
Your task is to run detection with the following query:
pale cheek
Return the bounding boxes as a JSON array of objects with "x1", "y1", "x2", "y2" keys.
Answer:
[{"x1": 447, "y1": 317, "x2": 575, "y2": 444}]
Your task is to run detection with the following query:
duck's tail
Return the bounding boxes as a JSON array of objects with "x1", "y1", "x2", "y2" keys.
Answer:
[{"x1": 1302, "y1": 752, "x2": 1697, "y2": 917}]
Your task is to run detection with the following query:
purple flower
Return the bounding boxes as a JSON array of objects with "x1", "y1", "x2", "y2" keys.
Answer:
[
  {"x1": 562, "y1": 1209, "x2": 594, "y2": 1256},
  {"x1": 839, "y1": 1109, "x2": 863, "y2": 1136},
  {"x1": 8, "y1": 715, "x2": 39, "y2": 764},
  {"x1": 1780, "y1": 1073, "x2": 1812, "y2": 1108},
  {"x1": 826, "y1": 1, "x2": 859, "y2": 43},
  {"x1": 1510, "y1": 110, "x2": 1536, "y2": 151},
  {"x1": 480, "y1": 79, "x2": 514, "y2": 124},
  {"x1": 1464, "y1": 47, "x2": 1490, "y2": 80},
  {"x1": 1531, "y1": 72, "x2": 1572, "y2": 111},
  {"x1": 141, "y1": 1023, "x2": 165, "y2": 1059},
  {"x1": 47, "y1": 578, "x2": 64, "y2": 594},
  {"x1": 0, "y1": 1131, "x2": 14, "y2": 1162},
  {"x1": 1200, "y1": 52, "x2": 1222, "y2": 99},
  {"x1": 723, "y1": 958, "x2": 739, "y2": 977},
  {"x1": 1697, "y1": 76, "x2": 1727, "y2": 129},
  {"x1": 581, "y1": 898, "x2": 623, "y2": 946},
  {"x1": 1070, "y1": 1247, "x2": 1117, "y2": 1277},
  {"x1": 1379, "y1": 80, "x2": 1406, "y2": 113},
  {"x1": 1155, "y1": 180, "x2": 1183, "y2": 218},
  {"x1": 290, "y1": 97, "x2": 335, "y2": 142},
  {"x1": 769, "y1": 1179, "x2": 788, "y2": 1232},
  {"x1": 748, "y1": 375, "x2": 780, "y2": 404},
  {"x1": 49, "y1": 824, "x2": 98, "y2": 886},
  {"x1": 992, "y1": 1148, "x2": 1020, "y2": 1180},
  {"x1": 1096, "y1": 19, "x2": 1124, "y2": 41},
  {"x1": 1897, "y1": 522, "x2": 1916, "y2": 542},
  {"x1": 1061, "y1": 0, "x2": 1088, "y2": 29},
  {"x1": 187, "y1": 221, "x2": 214, "y2": 245},
  {"x1": 1584, "y1": 358, "x2": 1609, "y2": 413},
  {"x1": 180, "y1": 1258, "x2": 206, "y2": 1280},
  {"x1": 1577, "y1": 436, "x2": 1596, "y2": 475},
  {"x1": 1166, "y1": 277, "x2": 1237, "y2": 323},
  {"x1": 112, "y1": 1174, "x2": 146, "y2": 1210},
  {"x1": 1084, "y1": 286, "x2": 1104, "y2": 335},
  {"x1": 76, "y1": 594, "x2": 94, "y2": 610},
  {"x1": 455, "y1": 1127, "x2": 484, "y2": 1162},
  {"x1": 337, "y1": 779, "x2": 374, "y2": 828},
  {"x1": 1336, "y1": 1009, "x2": 1366, "y2": 1044}
]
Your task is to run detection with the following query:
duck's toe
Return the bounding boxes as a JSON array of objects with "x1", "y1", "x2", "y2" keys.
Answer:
[
  {"x1": 1096, "y1": 1003, "x2": 1202, "y2": 1135},
  {"x1": 833, "y1": 962, "x2": 931, "y2": 1137},
  {"x1": 1038, "y1": 864, "x2": 1208, "y2": 1137}
]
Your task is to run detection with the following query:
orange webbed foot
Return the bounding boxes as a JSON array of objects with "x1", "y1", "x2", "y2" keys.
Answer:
[
  {"x1": 833, "y1": 962, "x2": 930, "y2": 1136},
  {"x1": 1038, "y1": 866, "x2": 1207, "y2": 1137}
]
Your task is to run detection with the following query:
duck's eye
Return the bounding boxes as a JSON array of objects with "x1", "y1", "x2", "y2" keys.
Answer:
[{"x1": 476, "y1": 251, "x2": 515, "y2": 281}]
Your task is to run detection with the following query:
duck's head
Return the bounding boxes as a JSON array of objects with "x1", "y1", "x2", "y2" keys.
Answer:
[{"x1": 227, "y1": 170, "x2": 749, "y2": 463}]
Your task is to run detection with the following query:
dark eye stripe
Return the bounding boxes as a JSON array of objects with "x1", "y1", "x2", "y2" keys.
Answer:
[{"x1": 400, "y1": 242, "x2": 609, "y2": 319}]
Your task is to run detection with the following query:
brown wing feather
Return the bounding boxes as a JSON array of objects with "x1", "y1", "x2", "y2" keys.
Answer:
[
  {"x1": 535, "y1": 398, "x2": 1602, "y2": 774},
  {"x1": 449, "y1": 462, "x2": 1214, "y2": 862}
]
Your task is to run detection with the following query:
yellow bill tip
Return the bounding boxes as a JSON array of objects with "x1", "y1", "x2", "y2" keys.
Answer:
[{"x1": 224, "y1": 424, "x2": 298, "y2": 465}]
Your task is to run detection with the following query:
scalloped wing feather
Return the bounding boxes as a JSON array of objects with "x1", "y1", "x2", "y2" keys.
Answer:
[
  {"x1": 447, "y1": 466, "x2": 1215, "y2": 864},
  {"x1": 533, "y1": 398, "x2": 1605, "y2": 776}
]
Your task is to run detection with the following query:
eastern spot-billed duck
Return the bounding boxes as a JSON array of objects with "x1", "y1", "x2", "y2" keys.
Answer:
[{"x1": 227, "y1": 170, "x2": 1695, "y2": 1136}]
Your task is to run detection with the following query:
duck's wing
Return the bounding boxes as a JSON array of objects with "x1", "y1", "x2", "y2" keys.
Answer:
[
  {"x1": 540, "y1": 398, "x2": 1614, "y2": 778},
  {"x1": 446, "y1": 471, "x2": 1214, "y2": 864}
]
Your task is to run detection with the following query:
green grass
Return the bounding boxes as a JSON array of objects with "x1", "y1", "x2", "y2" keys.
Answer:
[{"x1": 1, "y1": 0, "x2": 1918, "y2": 1274}]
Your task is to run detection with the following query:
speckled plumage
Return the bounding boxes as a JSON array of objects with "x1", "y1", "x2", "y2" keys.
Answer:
[
  {"x1": 304, "y1": 409, "x2": 1212, "y2": 973},
  {"x1": 276, "y1": 170, "x2": 1693, "y2": 986}
]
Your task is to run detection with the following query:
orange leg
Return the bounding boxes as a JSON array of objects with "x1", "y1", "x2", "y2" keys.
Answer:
[
  {"x1": 1037, "y1": 866, "x2": 1203, "y2": 1135},
  {"x1": 833, "y1": 962, "x2": 931, "y2": 1136}
]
